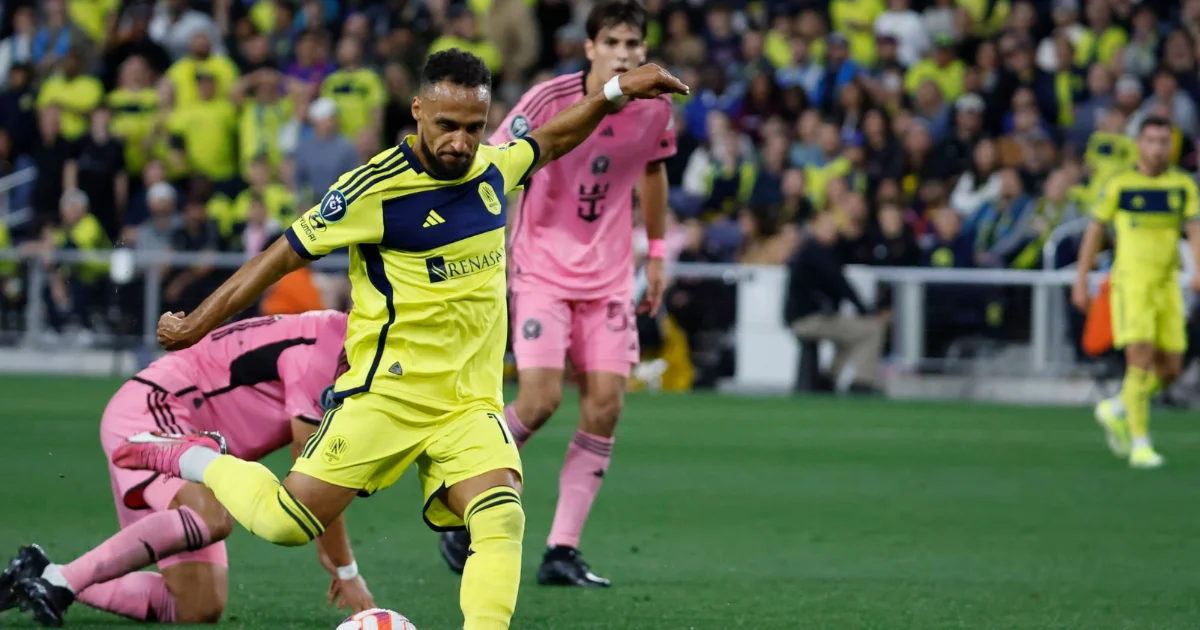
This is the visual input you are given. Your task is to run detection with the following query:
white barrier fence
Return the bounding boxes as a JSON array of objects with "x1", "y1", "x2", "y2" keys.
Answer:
[{"x1": 5, "y1": 246, "x2": 1186, "y2": 388}]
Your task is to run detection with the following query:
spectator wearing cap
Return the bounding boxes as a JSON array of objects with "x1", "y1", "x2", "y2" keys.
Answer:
[
  {"x1": 813, "y1": 33, "x2": 862, "y2": 116},
  {"x1": 36, "y1": 48, "x2": 103, "y2": 142},
  {"x1": 830, "y1": 0, "x2": 884, "y2": 66},
  {"x1": 320, "y1": 38, "x2": 384, "y2": 141},
  {"x1": 0, "y1": 6, "x2": 35, "y2": 87},
  {"x1": 875, "y1": 0, "x2": 929, "y2": 67},
  {"x1": 1077, "y1": 0, "x2": 1127, "y2": 68},
  {"x1": 293, "y1": 97, "x2": 357, "y2": 209},
  {"x1": 166, "y1": 71, "x2": 238, "y2": 195},
  {"x1": 551, "y1": 25, "x2": 588, "y2": 76},
  {"x1": 905, "y1": 32, "x2": 966, "y2": 102},
  {"x1": 149, "y1": 0, "x2": 224, "y2": 61},
  {"x1": 107, "y1": 56, "x2": 161, "y2": 181},
  {"x1": 166, "y1": 31, "x2": 239, "y2": 107},
  {"x1": 931, "y1": 93, "x2": 986, "y2": 181},
  {"x1": 427, "y1": 7, "x2": 502, "y2": 77}
]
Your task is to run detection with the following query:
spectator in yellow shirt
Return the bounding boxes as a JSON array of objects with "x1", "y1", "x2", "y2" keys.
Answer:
[
  {"x1": 320, "y1": 38, "x2": 384, "y2": 141},
  {"x1": 45, "y1": 188, "x2": 111, "y2": 337},
  {"x1": 36, "y1": 49, "x2": 104, "y2": 141},
  {"x1": 167, "y1": 73, "x2": 238, "y2": 192},
  {"x1": 830, "y1": 0, "x2": 885, "y2": 66},
  {"x1": 227, "y1": 157, "x2": 297, "y2": 241},
  {"x1": 165, "y1": 31, "x2": 239, "y2": 107},
  {"x1": 68, "y1": 0, "x2": 121, "y2": 44},
  {"x1": 904, "y1": 33, "x2": 966, "y2": 101},
  {"x1": 238, "y1": 69, "x2": 292, "y2": 181},
  {"x1": 427, "y1": 7, "x2": 502, "y2": 79},
  {"x1": 107, "y1": 55, "x2": 161, "y2": 178}
]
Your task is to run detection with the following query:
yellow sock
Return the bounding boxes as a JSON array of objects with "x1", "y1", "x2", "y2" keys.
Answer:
[
  {"x1": 460, "y1": 487, "x2": 524, "y2": 630},
  {"x1": 1147, "y1": 371, "x2": 1163, "y2": 396},
  {"x1": 1121, "y1": 366, "x2": 1152, "y2": 441},
  {"x1": 202, "y1": 455, "x2": 324, "y2": 546}
]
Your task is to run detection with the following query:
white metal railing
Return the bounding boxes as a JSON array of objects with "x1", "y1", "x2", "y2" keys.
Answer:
[
  {"x1": 0, "y1": 166, "x2": 37, "y2": 226},
  {"x1": 0, "y1": 247, "x2": 1193, "y2": 376}
]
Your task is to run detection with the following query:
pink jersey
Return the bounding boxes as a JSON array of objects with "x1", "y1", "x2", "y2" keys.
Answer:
[
  {"x1": 491, "y1": 71, "x2": 677, "y2": 299},
  {"x1": 134, "y1": 310, "x2": 348, "y2": 461}
]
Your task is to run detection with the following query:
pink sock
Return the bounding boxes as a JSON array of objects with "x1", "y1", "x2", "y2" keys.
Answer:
[
  {"x1": 547, "y1": 431, "x2": 613, "y2": 549},
  {"x1": 504, "y1": 404, "x2": 533, "y2": 449},
  {"x1": 76, "y1": 572, "x2": 176, "y2": 622},
  {"x1": 61, "y1": 506, "x2": 212, "y2": 592}
]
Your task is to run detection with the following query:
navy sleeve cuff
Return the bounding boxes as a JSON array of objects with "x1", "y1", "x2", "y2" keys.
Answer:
[
  {"x1": 518, "y1": 137, "x2": 541, "y2": 187},
  {"x1": 284, "y1": 226, "x2": 320, "y2": 261}
]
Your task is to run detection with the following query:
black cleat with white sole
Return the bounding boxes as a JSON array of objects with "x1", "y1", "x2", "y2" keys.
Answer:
[
  {"x1": 17, "y1": 576, "x2": 74, "y2": 627},
  {"x1": 0, "y1": 544, "x2": 52, "y2": 612},
  {"x1": 439, "y1": 530, "x2": 471, "y2": 575},
  {"x1": 536, "y1": 546, "x2": 611, "y2": 588}
]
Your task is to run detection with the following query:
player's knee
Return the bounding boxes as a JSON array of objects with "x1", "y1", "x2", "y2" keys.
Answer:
[
  {"x1": 581, "y1": 390, "x2": 623, "y2": 434},
  {"x1": 256, "y1": 488, "x2": 322, "y2": 547},
  {"x1": 465, "y1": 488, "x2": 525, "y2": 545},
  {"x1": 524, "y1": 387, "x2": 563, "y2": 424},
  {"x1": 174, "y1": 485, "x2": 235, "y2": 542}
]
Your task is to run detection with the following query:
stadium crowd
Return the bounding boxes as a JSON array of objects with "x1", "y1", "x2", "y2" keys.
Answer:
[{"x1": 0, "y1": 0, "x2": 1197, "y2": 383}]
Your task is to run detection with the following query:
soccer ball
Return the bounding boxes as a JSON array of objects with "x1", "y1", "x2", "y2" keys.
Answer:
[{"x1": 336, "y1": 608, "x2": 417, "y2": 630}]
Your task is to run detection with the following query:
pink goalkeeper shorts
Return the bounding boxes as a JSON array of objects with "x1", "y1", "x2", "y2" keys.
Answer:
[
  {"x1": 100, "y1": 379, "x2": 228, "y2": 568},
  {"x1": 510, "y1": 290, "x2": 639, "y2": 377}
]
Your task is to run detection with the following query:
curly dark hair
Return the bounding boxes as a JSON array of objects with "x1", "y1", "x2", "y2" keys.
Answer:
[
  {"x1": 420, "y1": 48, "x2": 492, "y2": 89},
  {"x1": 585, "y1": 0, "x2": 647, "y2": 40}
]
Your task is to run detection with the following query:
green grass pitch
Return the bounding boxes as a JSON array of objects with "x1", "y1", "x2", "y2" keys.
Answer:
[{"x1": 2, "y1": 376, "x2": 1200, "y2": 629}]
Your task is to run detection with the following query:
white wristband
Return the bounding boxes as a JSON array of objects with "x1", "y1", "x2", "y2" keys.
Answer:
[
  {"x1": 603, "y1": 76, "x2": 624, "y2": 103},
  {"x1": 336, "y1": 561, "x2": 358, "y2": 580}
]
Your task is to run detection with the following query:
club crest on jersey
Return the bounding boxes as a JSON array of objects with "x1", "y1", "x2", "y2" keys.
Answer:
[
  {"x1": 322, "y1": 435, "x2": 348, "y2": 465},
  {"x1": 591, "y1": 155, "x2": 610, "y2": 175},
  {"x1": 1170, "y1": 191, "x2": 1183, "y2": 210},
  {"x1": 319, "y1": 189, "x2": 348, "y2": 223},
  {"x1": 479, "y1": 181, "x2": 501, "y2": 215},
  {"x1": 509, "y1": 114, "x2": 530, "y2": 138}
]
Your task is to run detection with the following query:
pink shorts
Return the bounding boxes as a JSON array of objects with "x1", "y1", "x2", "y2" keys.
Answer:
[
  {"x1": 511, "y1": 291, "x2": 639, "y2": 377},
  {"x1": 100, "y1": 379, "x2": 228, "y2": 569}
]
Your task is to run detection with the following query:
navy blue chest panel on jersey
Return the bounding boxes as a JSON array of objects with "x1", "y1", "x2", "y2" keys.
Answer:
[
  {"x1": 378, "y1": 165, "x2": 507, "y2": 252},
  {"x1": 201, "y1": 337, "x2": 316, "y2": 398}
]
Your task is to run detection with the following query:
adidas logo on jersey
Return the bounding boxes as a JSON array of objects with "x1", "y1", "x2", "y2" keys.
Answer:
[
  {"x1": 600, "y1": 126, "x2": 614, "y2": 137},
  {"x1": 423, "y1": 210, "x2": 446, "y2": 227}
]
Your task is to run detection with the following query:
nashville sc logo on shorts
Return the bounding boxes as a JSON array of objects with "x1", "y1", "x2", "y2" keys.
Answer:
[{"x1": 426, "y1": 246, "x2": 505, "y2": 283}]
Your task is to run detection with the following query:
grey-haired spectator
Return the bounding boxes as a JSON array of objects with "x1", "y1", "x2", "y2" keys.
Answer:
[
  {"x1": 148, "y1": 0, "x2": 224, "y2": 61},
  {"x1": 293, "y1": 97, "x2": 357, "y2": 209}
]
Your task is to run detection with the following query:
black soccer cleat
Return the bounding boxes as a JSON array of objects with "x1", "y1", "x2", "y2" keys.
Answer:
[
  {"x1": 0, "y1": 544, "x2": 52, "y2": 612},
  {"x1": 536, "y1": 546, "x2": 611, "y2": 588},
  {"x1": 17, "y1": 576, "x2": 74, "y2": 627},
  {"x1": 439, "y1": 530, "x2": 471, "y2": 575}
]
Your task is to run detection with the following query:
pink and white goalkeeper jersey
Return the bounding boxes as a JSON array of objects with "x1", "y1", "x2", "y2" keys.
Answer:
[
  {"x1": 491, "y1": 71, "x2": 677, "y2": 300},
  {"x1": 136, "y1": 310, "x2": 348, "y2": 461}
]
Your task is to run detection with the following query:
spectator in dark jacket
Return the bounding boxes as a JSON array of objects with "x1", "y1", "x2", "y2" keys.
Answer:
[{"x1": 785, "y1": 211, "x2": 887, "y2": 392}]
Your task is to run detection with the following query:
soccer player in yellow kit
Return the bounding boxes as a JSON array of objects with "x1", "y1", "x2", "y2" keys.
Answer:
[
  {"x1": 1073, "y1": 116, "x2": 1200, "y2": 469},
  {"x1": 110, "y1": 49, "x2": 688, "y2": 630}
]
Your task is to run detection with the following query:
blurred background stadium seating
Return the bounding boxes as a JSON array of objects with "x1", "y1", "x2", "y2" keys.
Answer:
[{"x1": 2, "y1": 0, "x2": 1200, "y2": 408}]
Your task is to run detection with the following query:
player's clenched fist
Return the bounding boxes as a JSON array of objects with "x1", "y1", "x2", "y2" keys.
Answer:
[
  {"x1": 157, "y1": 311, "x2": 201, "y2": 350},
  {"x1": 615, "y1": 63, "x2": 689, "y2": 100}
]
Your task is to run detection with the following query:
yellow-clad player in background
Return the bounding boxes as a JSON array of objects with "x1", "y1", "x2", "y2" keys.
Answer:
[
  {"x1": 109, "y1": 49, "x2": 688, "y2": 630},
  {"x1": 1073, "y1": 116, "x2": 1200, "y2": 469}
]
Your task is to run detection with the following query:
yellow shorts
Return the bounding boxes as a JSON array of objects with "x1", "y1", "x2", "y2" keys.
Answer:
[
  {"x1": 1111, "y1": 277, "x2": 1187, "y2": 353},
  {"x1": 291, "y1": 393, "x2": 523, "y2": 531}
]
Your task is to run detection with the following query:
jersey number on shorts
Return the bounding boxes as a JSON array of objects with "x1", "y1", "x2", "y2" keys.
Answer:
[{"x1": 605, "y1": 301, "x2": 633, "y2": 332}]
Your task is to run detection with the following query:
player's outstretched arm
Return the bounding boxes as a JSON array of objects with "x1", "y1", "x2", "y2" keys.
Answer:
[
  {"x1": 158, "y1": 237, "x2": 308, "y2": 350},
  {"x1": 526, "y1": 63, "x2": 688, "y2": 175}
]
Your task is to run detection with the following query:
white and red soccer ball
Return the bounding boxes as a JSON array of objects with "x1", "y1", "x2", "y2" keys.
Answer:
[{"x1": 336, "y1": 608, "x2": 417, "y2": 630}]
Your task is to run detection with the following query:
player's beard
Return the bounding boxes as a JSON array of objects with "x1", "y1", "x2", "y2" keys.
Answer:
[{"x1": 419, "y1": 132, "x2": 473, "y2": 180}]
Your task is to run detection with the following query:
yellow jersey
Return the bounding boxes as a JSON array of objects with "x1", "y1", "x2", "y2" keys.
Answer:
[
  {"x1": 427, "y1": 36, "x2": 503, "y2": 74},
  {"x1": 223, "y1": 184, "x2": 297, "y2": 237},
  {"x1": 239, "y1": 100, "x2": 293, "y2": 179},
  {"x1": 37, "y1": 73, "x2": 104, "y2": 140},
  {"x1": 830, "y1": 0, "x2": 885, "y2": 65},
  {"x1": 285, "y1": 135, "x2": 539, "y2": 418},
  {"x1": 107, "y1": 87, "x2": 161, "y2": 176},
  {"x1": 1093, "y1": 167, "x2": 1200, "y2": 283},
  {"x1": 168, "y1": 99, "x2": 238, "y2": 181},
  {"x1": 53, "y1": 213, "x2": 111, "y2": 282},
  {"x1": 321, "y1": 68, "x2": 385, "y2": 139},
  {"x1": 166, "y1": 55, "x2": 240, "y2": 107},
  {"x1": 905, "y1": 59, "x2": 967, "y2": 100},
  {"x1": 0, "y1": 221, "x2": 14, "y2": 277},
  {"x1": 68, "y1": 0, "x2": 120, "y2": 42}
]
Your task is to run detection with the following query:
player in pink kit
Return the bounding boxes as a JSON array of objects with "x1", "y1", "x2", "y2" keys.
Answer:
[
  {"x1": 0, "y1": 310, "x2": 375, "y2": 627},
  {"x1": 439, "y1": 1, "x2": 675, "y2": 587}
]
